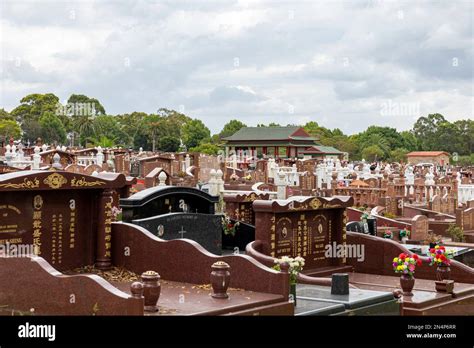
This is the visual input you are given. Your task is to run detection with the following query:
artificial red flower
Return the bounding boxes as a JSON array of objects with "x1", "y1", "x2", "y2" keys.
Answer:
[
  {"x1": 416, "y1": 260, "x2": 422, "y2": 266},
  {"x1": 399, "y1": 253, "x2": 406, "y2": 260},
  {"x1": 440, "y1": 254, "x2": 447, "y2": 261},
  {"x1": 439, "y1": 246, "x2": 445, "y2": 251},
  {"x1": 412, "y1": 254, "x2": 419, "y2": 260},
  {"x1": 429, "y1": 248, "x2": 435, "y2": 253}
]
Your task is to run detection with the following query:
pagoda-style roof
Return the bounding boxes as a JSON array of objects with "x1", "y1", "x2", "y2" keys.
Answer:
[
  {"x1": 223, "y1": 126, "x2": 318, "y2": 143},
  {"x1": 301, "y1": 145, "x2": 343, "y2": 155}
]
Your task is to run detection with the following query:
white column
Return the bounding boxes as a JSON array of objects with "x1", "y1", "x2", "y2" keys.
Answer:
[{"x1": 277, "y1": 171, "x2": 287, "y2": 200}]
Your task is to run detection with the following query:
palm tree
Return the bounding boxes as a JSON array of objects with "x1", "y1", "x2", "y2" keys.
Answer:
[{"x1": 73, "y1": 115, "x2": 96, "y2": 146}]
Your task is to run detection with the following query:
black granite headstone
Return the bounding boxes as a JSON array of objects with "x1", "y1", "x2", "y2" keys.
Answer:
[
  {"x1": 331, "y1": 273, "x2": 349, "y2": 295},
  {"x1": 346, "y1": 221, "x2": 363, "y2": 233},
  {"x1": 221, "y1": 220, "x2": 255, "y2": 251},
  {"x1": 132, "y1": 212, "x2": 222, "y2": 255},
  {"x1": 367, "y1": 216, "x2": 377, "y2": 236},
  {"x1": 120, "y1": 186, "x2": 219, "y2": 222}
]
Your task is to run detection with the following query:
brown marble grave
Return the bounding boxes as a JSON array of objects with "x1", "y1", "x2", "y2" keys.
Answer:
[
  {"x1": 252, "y1": 196, "x2": 353, "y2": 272},
  {"x1": 410, "y1": 215, "x2": 429, "y2": 242},
  {"x1": 0, "y1": 171, "x2": 292, "y2": 316},
  {"x1": 224, "y1": 192, "x2": 270, "y2": 225},
  {"x1": 0, "y1": 170, "x2": 133, "y2": 271}
]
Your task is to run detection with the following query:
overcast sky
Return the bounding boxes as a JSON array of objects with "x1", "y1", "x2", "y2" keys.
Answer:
[{"x1": 1, "y1": 0, "x2": 472, "y2": 134}]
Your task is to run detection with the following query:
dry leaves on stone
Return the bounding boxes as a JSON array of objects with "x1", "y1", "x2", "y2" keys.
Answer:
[
  {"x1": 191, "y1": 284, "x2": 245, "y2": 292},
  {"x1": 64, "y1": 265, "x2": 139, "y2": 283}
]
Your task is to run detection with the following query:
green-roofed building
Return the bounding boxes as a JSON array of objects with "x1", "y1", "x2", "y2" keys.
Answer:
[{"x1": 222, "y1": 126, "x2": 345, "y2": 159}]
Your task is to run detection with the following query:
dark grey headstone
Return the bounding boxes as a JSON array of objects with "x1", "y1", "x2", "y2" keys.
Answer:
[
  {"x1": 120, "y1": 186, "x2": 219, "y2": 222},
  {"x1": 346, "y1": 221, "x2": 363, "y2": 233},
  {"x1": 132, "y1": 212, "x2": 222, "y2": 255},
  {"x1": 331, "y1": 273, "x2": 349, "y2": 295}
]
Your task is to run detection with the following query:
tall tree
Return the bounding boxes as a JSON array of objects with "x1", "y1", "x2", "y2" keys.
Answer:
[
  {"x1": 0, "y1": 108, "x2": 13, "y2": 121},
  {"x1": 412, "y1": 113, "x2": 447, "y2": 150},
  {"x1": 182, "y1": 119, "x2": 211, "y2": 149},
  {"x1": 158, "y1": 136, "x2": 180, "y2": 152},
  {"x1": 0, "y1": 119, "x2": 21, "y2": 142},
  {"x1": 39, "y1": 112, "x2": 67, "y2": 144},
  {"x1": 67, "y1": 94, "x2": 106, "y2": 116},
  {"x1": 361, "y1": 145, "x2": 384, "y2": 162},
  {"x1": 11, "y1": 93, "x2": 60, "y2": 123},
  {"x1": 92, "y1": 115, "x2": 130, "y2": 147},
  {"x1": 219, "y1": 119, "x2": 246, "y2": 139}
]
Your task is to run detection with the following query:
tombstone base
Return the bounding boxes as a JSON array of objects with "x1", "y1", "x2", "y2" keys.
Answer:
[
  {"x1": 95, "y1": 259, "x2": 112, "y2": 270},
  {"x1": 435, "y1": 280, "x2": 455, "y2": 293}
]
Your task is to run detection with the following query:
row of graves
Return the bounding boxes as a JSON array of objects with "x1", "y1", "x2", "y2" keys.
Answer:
[
  {"x1": 2, "y1": 145, "x2": 474, "y2": 316},
  {"x1": 0, "y1": 141, "x2": 221, "y2": 193},
  {"x1": 1, "y1": 168, "x2": 474, "y2": 315},
  {"x1": 226, "y1": 157, "x2": 471, "y2": 213},
  {"x1": 116, "y1": 174, "x2": 474, "y2": 315},
  {"x1": 0, "y1": 142, "x2": 130, "y2": 175},
  {"x1": 216, "y1": 158, "x2": 474, "y2": 315},
  {"x1": 220, "y1": 156, "x2": 473, "y2": 244},
  {"x1": 0, "y1": 170, "x2": 294, "y2": 316}
]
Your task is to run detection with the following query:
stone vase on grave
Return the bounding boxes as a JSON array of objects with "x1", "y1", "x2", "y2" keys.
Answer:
[
  {"x1": 436, "y1": 265, "x2": 451, "y2": 281},
  {"x1": 210, "y1": 261, "x2": 231, "y2": 299},
  {"x1": 141, "y1": 271, "x2": 161, "y2": 312},
  {"x1": 400, "y1": 274, "x2": 415, "y2": 296}
]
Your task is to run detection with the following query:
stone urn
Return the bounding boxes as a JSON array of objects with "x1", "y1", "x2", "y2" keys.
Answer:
[
  {"x1": 211, "y1": 261, "x2": 231, "y2": 299},
  {"x1": 140, "y1": 271, "x2": 161, "y2": 312},
  {"x1": 400, "y1": 274, "x2": 415, "y2": 296},
  {"x1": 436, "y1": 265, "x2": 451, "y2": 281}
]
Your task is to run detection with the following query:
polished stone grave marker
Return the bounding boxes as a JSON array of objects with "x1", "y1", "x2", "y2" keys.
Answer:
[
  {"x1": 120, "y1": 186, "x2": 222, "y2": 254},
  {"x1": 253, "y1": 196, "x2": 353, "y2": 271},
  {"x1": 132, "y1": 213, "x2": 222, "y2": 255},
  {"x1": 0, "y1": 170, "x2": 133, "y2": 271}
]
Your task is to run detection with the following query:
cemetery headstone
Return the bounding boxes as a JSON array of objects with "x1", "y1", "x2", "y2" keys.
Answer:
[
  {"x1": 410, "y1": 215, "x2": 429, "y2": 242},
  {"x1": 120, "y1": 186, "x2": 222, "y2": 254},
  {"x1": 224, "y1": 192, "x2": 270, "y2": 225},
  {"x1": 253, "y1": 196, "x2": 353, "y2": 271},
  {"x1": 0, "y1": 170, "x2": 131, "y2": 271}
]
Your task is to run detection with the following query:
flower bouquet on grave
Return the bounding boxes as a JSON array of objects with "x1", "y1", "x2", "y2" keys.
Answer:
[
  {"x1": 383, "y1": 230, "x2": 393, "y2": 239},
  {"x1": 273, "y1": 256, "x2": 305, "y2": 306},
  {"x1": 221, "y1": 214, "x2": 239, "y2": 237},
  {"x1": 393, "y1": 253, "x2": 422, "y2": 296},
  {"x1": 424, "y1": 232, "x2": 443, "y2": 249},
  {"x1": 399, "y1": 229, "x2": 410, "y2": 240},
  {"x1": 428, "y1": 245, "x2": 454, "y2": 281}
]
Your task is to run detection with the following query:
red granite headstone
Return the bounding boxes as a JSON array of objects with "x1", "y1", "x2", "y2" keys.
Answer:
[
  {"x1": 0, "y1": 171, "x2": 132, "y2": 271},
  {"x1": 253, "y1": 196, "x2": 353, "y2": 270},
  {"x1": 410, "y1": 215, "x2": 429, "y2": 241},
  {"x1": 224, "y1": 192, "x2": 270, "y2": 225}
]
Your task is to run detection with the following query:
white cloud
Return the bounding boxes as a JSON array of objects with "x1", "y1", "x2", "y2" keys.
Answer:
[{"x1": 0, "y1": 0, "x2": 472, "y2": 134}]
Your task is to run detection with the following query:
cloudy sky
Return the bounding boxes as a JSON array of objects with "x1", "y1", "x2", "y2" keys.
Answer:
[{"x1": 1, "y1": 0, "x2": 472, "y2": 134}]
